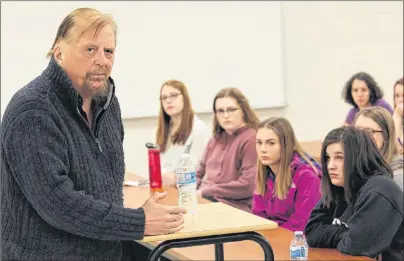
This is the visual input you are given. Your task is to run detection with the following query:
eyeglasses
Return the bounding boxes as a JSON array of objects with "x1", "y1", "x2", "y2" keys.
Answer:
[
  {"x1": 215, "y1": 107, "x2": 239, "y2": 116},
  {"x1": 359, "y1": 127, "x2": 383, "y2": 136},
  {"x1": 160, "y1": 92, "x2": 182, "y2": 102}
]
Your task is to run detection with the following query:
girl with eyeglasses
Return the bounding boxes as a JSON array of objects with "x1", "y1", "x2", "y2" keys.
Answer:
[
  {"x1": 252, "y1": 117, "x2": 322, "y2": 231},
  {"x1": 353, "y1": 107, "x2": 403, "y2": 190},
  {"x1": 155, "y1": 80, "x2": 210, "y2": 186},
  {"x1": 196, "y1": 87, "x2": 260, "y2": 212}
]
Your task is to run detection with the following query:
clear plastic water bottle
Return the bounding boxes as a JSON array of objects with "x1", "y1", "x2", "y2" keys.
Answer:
[
  {"x1": 290, "y1": 231, "x2": 308, "y2": 261},
  {"x1": 175, "y1": 153, "x2": 198, "y2": 215}
]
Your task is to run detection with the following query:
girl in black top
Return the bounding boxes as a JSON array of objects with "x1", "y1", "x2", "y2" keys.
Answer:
[{"x1": 305, "y1": 126, "x2": 403, "y2": 261}]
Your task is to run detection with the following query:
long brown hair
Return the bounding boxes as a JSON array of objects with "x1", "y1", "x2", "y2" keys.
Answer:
[
  {"x1": 155, "y1": 80, "x2": 195, "y2": 153},
  {"x1": 353, "y1": 107, "x2": 397, "y2": 164},
  {"x1": 256, "y1": 117, "x2": 319, "y2": 200},
  {"x1": 212, "y1": 87, "x2": 260, "y2": 136}
]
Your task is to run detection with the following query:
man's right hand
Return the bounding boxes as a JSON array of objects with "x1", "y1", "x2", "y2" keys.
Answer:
[{"x1": 142, "y1": 191, "x2": 187, "y2": 236}]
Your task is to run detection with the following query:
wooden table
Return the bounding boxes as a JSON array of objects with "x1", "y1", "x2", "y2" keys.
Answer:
[
  {"x1": 145, "y1": 203, "x2": 276, "y2": 260},
  {"x1": 123, "y1": 176, "x2": 372, "y2": 261},
  {"x1": 300, "y1": 140, "x2": 322, "y2": 162},
  {"x1": 141, "y1": 202, "x2": 277, "y2": 243},
  {"x1": 125, "y1": 180, "x2": 276, "y2": 260}
]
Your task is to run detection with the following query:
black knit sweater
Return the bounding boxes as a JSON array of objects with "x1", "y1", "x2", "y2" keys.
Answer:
[{"x1": 1, "y1": 57, "x2": 145, "y2": 261}]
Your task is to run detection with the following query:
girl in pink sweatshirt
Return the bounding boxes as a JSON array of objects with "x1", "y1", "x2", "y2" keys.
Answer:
[
  {"x1": 196, "y1": 87, "x2": 260, "y2": 212},
  {"x1": 252, "y1": 117, "x2": 322, "y2": 231}
]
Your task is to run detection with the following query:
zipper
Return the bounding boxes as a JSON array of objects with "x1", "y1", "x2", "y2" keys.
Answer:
[
  {"x1": 93, "y1": 108, "x2": 107, "y2": 140},
  {"x1": 76, "y1": 106, "x2": 103, "y2": 152},
  {"x1": 95, "y1": 139, "x2": 103, "y2": 153},
  {"x1": 75, "y1": 93, "x2": 109, "y2": 153},
  {"x1": 75, "y1": 90, "x2": 113, "y2": 153},
  {"x1": 94, "y1": 112, "x2": 107, "y2": 153}
]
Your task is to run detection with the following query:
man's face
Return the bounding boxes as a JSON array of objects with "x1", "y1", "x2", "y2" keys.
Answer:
[{"x1": 57, "y1": 24, "x2": 115, "y2": 99}]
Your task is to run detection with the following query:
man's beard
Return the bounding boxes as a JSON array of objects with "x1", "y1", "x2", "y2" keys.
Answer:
[{"x1": 83, "y1": 77, "x2": 110, "y2": 103}]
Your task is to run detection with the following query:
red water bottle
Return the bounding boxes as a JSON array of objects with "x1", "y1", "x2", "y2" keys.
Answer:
[{"x1": 146, "y1": 143, "x2": 163, "y2": 192}]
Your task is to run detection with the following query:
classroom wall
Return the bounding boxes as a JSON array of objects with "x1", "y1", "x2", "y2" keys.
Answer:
[{"x1": 122, "y1": 2, "x2": 403, "y2": 177}]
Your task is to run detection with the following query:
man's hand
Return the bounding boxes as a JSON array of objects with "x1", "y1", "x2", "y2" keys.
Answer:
[{"x1": 142, "y1": 192, "x2": 187, "y2": 236}]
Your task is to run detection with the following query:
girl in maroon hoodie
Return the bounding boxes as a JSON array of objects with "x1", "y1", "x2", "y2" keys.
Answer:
[
  {"x1": 196, "y1": 87, "x2": 260, "y2": 212},
  {"x1": 252, "y1": 117, "x2": 322, "y2": 231}
]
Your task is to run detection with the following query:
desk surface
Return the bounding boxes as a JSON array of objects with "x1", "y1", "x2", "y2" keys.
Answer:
[
  {"x1": 141, "y1": 202, "x2": 277, "y2": 242},
  {"x1": 123, "y1": 175, "x2": 371, "y2": 261}
]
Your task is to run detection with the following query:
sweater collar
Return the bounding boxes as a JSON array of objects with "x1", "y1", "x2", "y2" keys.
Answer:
[
  {"x1": 217, "y1": 125, "x2": 251, "y2": 147},
  {"x1": 220, "y1": 124, "x2": 250, "y2": 138},
  {"x1": 43, "y1": 56, "x2": 115, "y2": 111}
]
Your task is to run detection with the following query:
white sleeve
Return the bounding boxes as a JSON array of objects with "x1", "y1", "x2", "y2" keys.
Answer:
[{"x1": 189, "y1": 119, "x2": 210, "y2": 167}]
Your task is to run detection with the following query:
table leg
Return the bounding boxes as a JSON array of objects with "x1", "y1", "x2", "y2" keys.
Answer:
[
  {"x1": 246, "y1": 231, "x2": 275, "y2": 260},
  {"x1": 214, "y1": 243, "x2": 224, "y2": 261},
  {"x1": 146, "y1": 231, "x2": 274, "y2": 261}
]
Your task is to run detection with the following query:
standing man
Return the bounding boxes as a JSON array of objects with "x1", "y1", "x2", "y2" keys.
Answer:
[{"x1": 1, "y1": 8, "x2": 185, "y2": 261}]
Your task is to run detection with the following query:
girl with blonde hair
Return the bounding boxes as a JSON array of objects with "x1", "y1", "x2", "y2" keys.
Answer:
[
  {"x1": 353, "y1": 106, "x2": 403, "y2": 189},
  {"x1": 252, "y1": 117, "x2": 322, "y2": 231}
]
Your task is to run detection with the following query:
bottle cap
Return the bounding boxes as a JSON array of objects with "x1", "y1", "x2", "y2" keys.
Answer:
[
  {"x1": 295, "y1": 231, "x2": 303, "y2": 236},
  {"x1": 145, "y1": 142, "x2": 159, "y2": 149}
]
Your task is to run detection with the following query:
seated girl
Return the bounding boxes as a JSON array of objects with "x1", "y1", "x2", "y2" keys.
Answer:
[
  {"x1": 342, "y1": 72, "x2": 393, "y2": 125},
  {"x1": 354, "y1": 106, "x2": 403, "y2": 189},
  {"x1": 196, "y1": 87, "x2": 260, "y2": 212},
  {"x1": 392, "y1": 77, "x2": 403, "y2": 154},
  {"x1": 252, "y1": 117, "x2": 322, "y2": 231},
  {"x1": 155, "y1": 80, "x2": 210, "y2": 185},
  {"x1": 305, "y1": 126, "x2": 403, "y2": 261}
]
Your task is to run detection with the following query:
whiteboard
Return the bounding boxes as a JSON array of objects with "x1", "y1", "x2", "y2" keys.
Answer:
[{"x1": 1, "y1": 1, "x2": 286, "y2": 119}]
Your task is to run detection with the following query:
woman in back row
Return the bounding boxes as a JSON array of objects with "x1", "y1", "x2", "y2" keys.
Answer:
[
  {"x1": 305, "y1": 126, "x2": 403, "y2": 261},
  {"x1": 342, "y1": 72, "x2": 393, "y2": 125},
  {"x1": 252, "y1": 117, "x2": 322, "y2": 231},
  {"x1": 196, "y1": 87, "x2": 260, "y2": 212},
  {"x1": 393, "y1": 77, "x2": 403, "y2": 154}
]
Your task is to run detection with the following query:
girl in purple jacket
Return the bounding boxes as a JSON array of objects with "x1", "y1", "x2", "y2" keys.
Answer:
[
  {"x1": 342, "y1": 72, "x2": 393, "y2": 125},
  {"x1": 252, "y1": 117, "x2": 322, "y2": 231}
]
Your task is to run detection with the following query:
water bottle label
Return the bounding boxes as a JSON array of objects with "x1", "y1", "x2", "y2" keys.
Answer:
[
  {"x1": 177, "y1": 171, "x2": 196, "y2": 185},
  {"x1": 290, "y1": 246, "x2": 307, "y2": 259}
]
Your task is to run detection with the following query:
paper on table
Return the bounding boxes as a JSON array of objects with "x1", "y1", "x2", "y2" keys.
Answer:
[{"x1": 123, "y1": 180, "x2": 149, "y2": 187}]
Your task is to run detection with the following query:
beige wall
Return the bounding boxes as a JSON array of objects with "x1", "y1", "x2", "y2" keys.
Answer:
[{"x1": 122, "y1": 1, "x2": 403, "y2": 178}]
